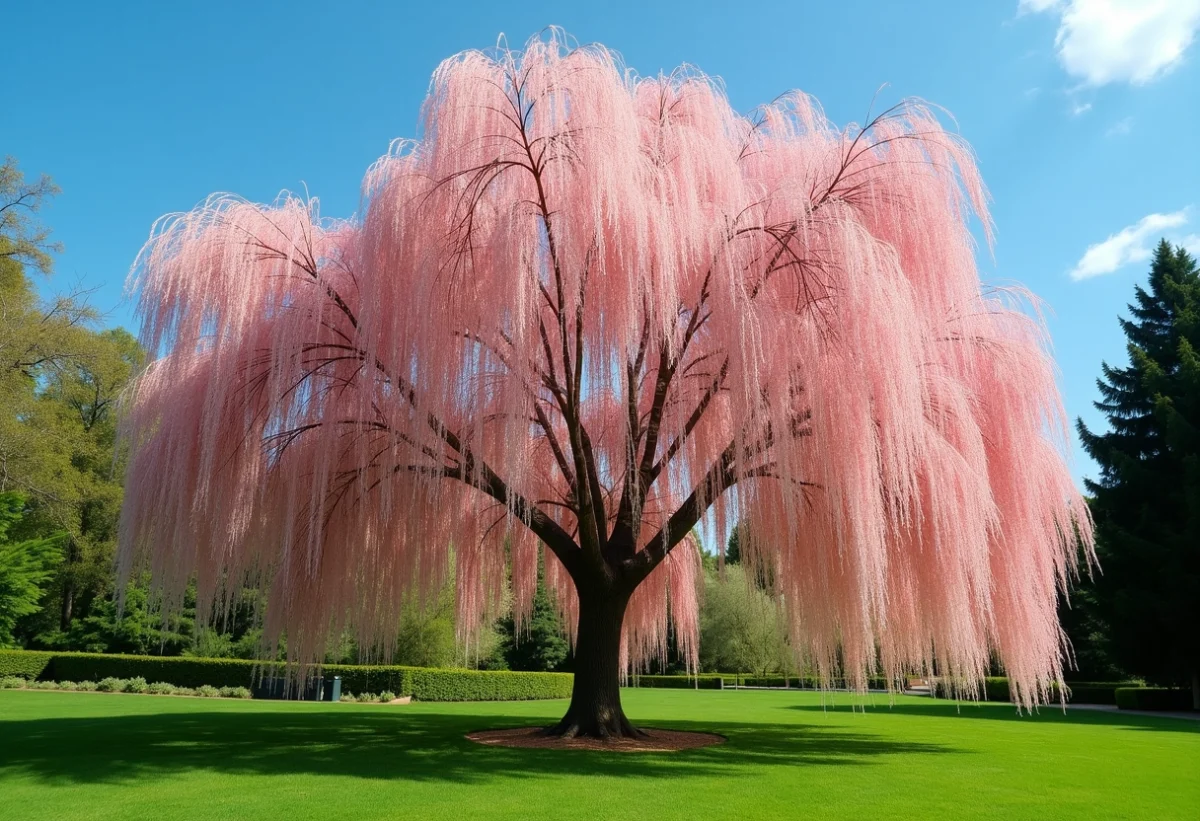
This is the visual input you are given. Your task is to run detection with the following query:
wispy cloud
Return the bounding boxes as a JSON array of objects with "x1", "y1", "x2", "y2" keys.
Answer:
[
  {"x1": 1105, "y1": 116, "x2": 1133, "y2": 136},
  {"x1": 1070, "y1": 210, "x2": 1191, "y2": 280},
  {"x1": 1018, "y1": 0, "x2": 1200, "y2": 86},
  {"x1": 1183, "y1": 233, "x2": 1200, "y2": 256},
  {"x1": 1024, "y1": 86, "x2": 1043, "y2": 98},
  {"x1": 1070, "y1": 100, "x2": 1092, "y2": 115},
  {"x1": 1019, "y1": 0, "x2": 1061, "y2": 13}
]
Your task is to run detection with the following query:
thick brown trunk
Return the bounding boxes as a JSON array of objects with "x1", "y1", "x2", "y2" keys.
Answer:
[
  {"x1": 546, "y1": 586, "x2": 642, "y2": 738},
  {"x1": 60, "y1": 583, "x2": 75, "y2": 632}
]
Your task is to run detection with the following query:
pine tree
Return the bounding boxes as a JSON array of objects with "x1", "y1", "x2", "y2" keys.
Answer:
[{"x1": 1077, "y1": 239, "x2": 1200, "y2": 708}]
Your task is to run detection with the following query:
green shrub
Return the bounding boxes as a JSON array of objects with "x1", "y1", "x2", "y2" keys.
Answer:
[
  {"x1": 50, "y1": 652, "x2": 266, "y2": 689},
  {"x1": 196, "y1": 685, "x2": 220, "y2": 698},
  {"x1": 219, "y1": 686, "x2": 251, "y2": 699},
  {"x1": 633, "y1": 674, "x2": 726, "y2": 689},
  {"x1": 57, "y1": 680, "x2": 78, "y2": 690},
  {"x1": 0, "y1": 649, "x2": 53, "y2": 680},
  {"x1": 339, "y1": 692, "x2": 357, "y2": 703},
  {"x1": 147, "y1": 682, "x2": 176, "y2": 695},
  {"x1": 928, "y1": 677, "x2": 1141, "y2": 705},
  {"x1": 96, "y1": 677, "x2": 125, "y2": 692},
  {"x1": 0, "y1": 675, "x2": 26, "y2": 689},
  {"x1": 174, "y1": 687, "x2": 196, "y2": 697},
  {"x1": 1115, "y1": 687, "x2": 1194, "y2": 711},
  {"x1": 0, "y1": 649, "x2": 572, "y2": 702},
  {"x1": 32, "y1": 680, "x2": 60, "y2": 690},
  {"x1": 379, "y1": 690, "x2": 396, "y2": 702},
  {"x1": 123, "y1": 677, "x2": 149, "y2": 694},
  {"x1": 76, "y1": 680, "x2": 97, "y2": 691}
]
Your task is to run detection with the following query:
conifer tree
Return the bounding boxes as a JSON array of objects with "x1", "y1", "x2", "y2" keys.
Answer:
[{"x1": 1078, "y1": 239, "x2": 1200, "y2": 708}]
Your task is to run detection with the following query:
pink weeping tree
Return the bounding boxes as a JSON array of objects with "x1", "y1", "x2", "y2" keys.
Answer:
[{"x1": 120, "y1": 31, "x2": 1092, "y2": 738}]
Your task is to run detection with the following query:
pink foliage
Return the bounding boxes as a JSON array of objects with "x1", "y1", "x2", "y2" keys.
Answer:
[{"x1": 120, "y1": 30, "x2": 1091, "y2": 706}]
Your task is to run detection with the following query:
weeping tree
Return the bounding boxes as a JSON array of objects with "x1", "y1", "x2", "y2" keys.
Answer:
[{"x1": 120, "y1": 32, "x2": 1091, "y2": 739}]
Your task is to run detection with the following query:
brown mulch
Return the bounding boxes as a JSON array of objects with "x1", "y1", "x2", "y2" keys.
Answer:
[{"x1": 466, "y1": 726, "x2": 725, "y2": 752}]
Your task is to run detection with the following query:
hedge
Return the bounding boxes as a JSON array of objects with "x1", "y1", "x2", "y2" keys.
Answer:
[
  {"x1": 1115, "y1": 687, "x2": 1195, "y2": 712},
  {"x1": 0, "y1": 649, "x2": 570, "y2": 701},
  {"x1": 0, "y1": 650, "x2": 54, "y2": 680},
  {"x1": 929, "y1": 676, "x2": 1143, "y2": 704},
  {"x1": 631, "y1": 674, "x2": 726, "y2": 689}
]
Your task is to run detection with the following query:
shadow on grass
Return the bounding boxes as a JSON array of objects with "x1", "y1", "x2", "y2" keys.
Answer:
[
  {"x1": 0, "y1": 705, "x2": 955, "y2": 785},
  {"x1": 786, "y1": 699, "x2": 1200, "y2": 734}
]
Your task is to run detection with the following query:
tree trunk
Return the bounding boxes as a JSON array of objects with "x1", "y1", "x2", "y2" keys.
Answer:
[
  {"x1": 60, "y1": 582, "x2": 75, "y2": 632},
  {"x1": 1192, "y1": 670, "x2": 1199, "y2": 712},
  {"x1": 546, "y1": 586, "x2": 642, "y2": 738}
]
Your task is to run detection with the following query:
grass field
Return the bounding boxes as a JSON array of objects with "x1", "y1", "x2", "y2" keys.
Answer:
[{"x1": 1, "y1": 688, "x2": 1196, "y2": 820}]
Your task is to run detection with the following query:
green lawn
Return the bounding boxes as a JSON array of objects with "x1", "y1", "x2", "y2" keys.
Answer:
[{"x1": 0, "y1": 688, "x2": 1196, "y2": 820}]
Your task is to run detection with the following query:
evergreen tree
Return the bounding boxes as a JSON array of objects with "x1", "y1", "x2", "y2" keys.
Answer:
[
  {"x1": 0, "y1": 493, "x2": 64, "y2": 646},
  {"x1": 496, "y1": 559, "x2": 570, "y2": 673},
  {"x1": 1077, "y1": 239, "x2": 1200, "y2": 708}
]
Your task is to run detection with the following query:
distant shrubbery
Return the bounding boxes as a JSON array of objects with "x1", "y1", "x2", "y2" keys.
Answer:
[
  {"x1": 0, "y1": 648, "x2": 571, "y2": 701},
  {"x1": 1115, "y1": 687, "x2": 1194, "y2": 712}
]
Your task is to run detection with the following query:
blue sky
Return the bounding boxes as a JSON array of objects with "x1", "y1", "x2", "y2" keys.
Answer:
[{"x1": 7, "y1": 0, "x2": 1200, "y2": 486}]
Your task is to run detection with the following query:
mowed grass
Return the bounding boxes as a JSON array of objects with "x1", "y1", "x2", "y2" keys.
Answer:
[{"x1": 0, "y1": 688, "x2": 1196, "y2": 821}]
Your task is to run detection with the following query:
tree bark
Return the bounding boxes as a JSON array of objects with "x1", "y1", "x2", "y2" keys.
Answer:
[{"x1": 545, "y1": 584, "x2": 642, "y2": 739}]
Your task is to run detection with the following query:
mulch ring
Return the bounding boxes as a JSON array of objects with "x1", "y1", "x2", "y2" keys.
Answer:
[{"x1": 466, "y1": 726, "x2": 725, "y2": 752}]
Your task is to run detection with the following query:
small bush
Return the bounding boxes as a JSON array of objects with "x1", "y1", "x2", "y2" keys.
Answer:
[
  {"x1": 123, "y1": 677, "x2": 149, "y2": 694},
  {"x1": 379, "y1": 691, "x2": 396, "y2": 702},
  {"x1": 1116, "y1": 687, "x2": 1195, "y2": 711},
  {"x1": 174, "y1": 687, "x2": 197, "y2": 697},
  {"x1": 58, "y1": 681, "x2": 78, "y2": 690},
  {"x1": 339, "y1": 692, "x2": 357, "y2": 703},
  {"x1": 97, "y1": 677, "x2": 126, "y2": 693},
  {"x1": 1, "y1": 676, "x2": 27, "y2": 689},
  {"x1": 196, "y1": 685, "x2": 220, "y2": 698},
  {"x1": 76, "y1": 680, "x2": 97, "y2": 691},
  {"x1": 219, "y1": 686, "x2": 252, "y2": 699},
  {"x1": 148, "y1": 682, "x2": 176, "y2": 695},
  {"x1": 31, "y1": 679, "x2": 59, "y2": 689}
]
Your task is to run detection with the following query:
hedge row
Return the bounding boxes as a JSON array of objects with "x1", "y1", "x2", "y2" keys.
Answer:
[
  {"x1": 930, "y1": 677, "x2": 1143, "y2": 704},
  {"x1": 0, "y1": 650, "x2": 53, "y2": 680},
  {"x1": 0, "y1": 649, "x2": 571, "y2": 701},
  {"x1": 631, "y1": 675, "x2": 726, "y2": 689},
  {"x1": 1115, "y1": 687, "x2": 1195, "y2": 712}
]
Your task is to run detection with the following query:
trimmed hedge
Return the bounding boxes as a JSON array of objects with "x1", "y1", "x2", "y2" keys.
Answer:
[
  {"x1": 0, "y1": 649, "x2": 571, "y2": 702},
  {"x1": 0, "y1": 650, "x2": 54, "y2": 680},
  {"x1": 930, "y1": 677, "x2": 1143, "y2": 704},
  {"x1": 734, "y1": 675, "x2": 893, "y2": 690},
  {"x1": 632, "y1": 674, "x2": 725, "y2": 689},
  {"x1": 1115, "y1": 687, "x2": 1195, "y2": 712},
  {"x1": 408, "y1": 668, "x2": 571, "y2": 701}
]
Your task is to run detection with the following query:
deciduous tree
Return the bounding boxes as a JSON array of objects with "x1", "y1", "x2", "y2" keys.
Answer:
[{"x1": 120, "y1": 32, "x2": 1091, "y2": 737}]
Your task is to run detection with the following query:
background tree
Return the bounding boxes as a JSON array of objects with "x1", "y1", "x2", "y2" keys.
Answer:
[
  {"x1": 699, "y1": 563, "x2": 793, "y2": 678},
  {"x1": 1077, "y1": 240, "x2": 1200, "y2": 708},
  {"x1": 120, "y1": 32, "x2": 1090, "y2": 738},
  {"x1": 0, "y1": 492, "x2": 64, "y2": 646},
  {"x1": 0, "y1": 157, "x2": 146, "y2": 646},
  {"x1": 495, "y1": 558, "x2": 570, "y2": 672}
]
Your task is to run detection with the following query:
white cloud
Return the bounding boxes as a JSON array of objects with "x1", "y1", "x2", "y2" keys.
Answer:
[
  {"x1": 1020, "y1": 0, "x2": 1200, "y2": 86},
  {"x1": 1183, "y1": 233, "x2": 1200, "y2": 256},
  {"x1": 1105, "y1": 116, "x2": 1133, "y2": 136},
  {"x1": 1070, "y1": 210, "x2": 1190, "y2": 280},
  {"x1": 1024, "y1": 86, "x2": 1043, "y2": 98},
  {"x1": 1070, "y1": 100, "x2": 1093, "y2": 115}
]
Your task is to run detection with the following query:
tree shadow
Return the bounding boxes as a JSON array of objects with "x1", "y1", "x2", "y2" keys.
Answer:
[
  {"x1": 785, "y1": 699, "x2": 1200, "y2": 734},
  {"x1": 0, "y1": 704, "x2": 955, "y2": 785}
]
